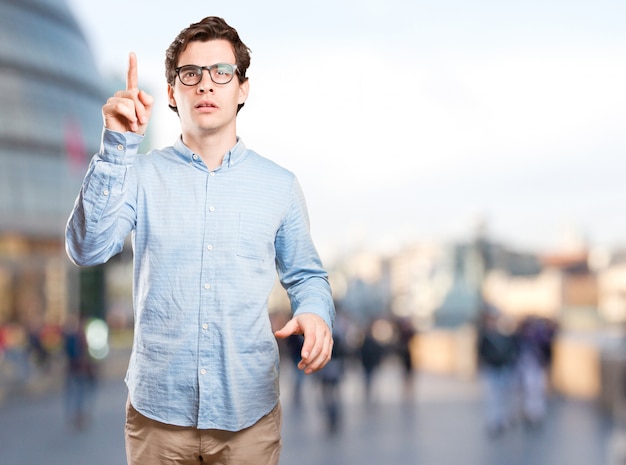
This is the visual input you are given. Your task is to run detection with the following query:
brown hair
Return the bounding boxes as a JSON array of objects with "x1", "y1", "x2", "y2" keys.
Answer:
[{"x1": 165, "y1": 17, "x2": 251, "y2": 113}]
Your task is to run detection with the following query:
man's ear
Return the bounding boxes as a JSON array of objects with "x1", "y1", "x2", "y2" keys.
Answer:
[
  {"x1": 238, "y1": 79, "x2": 250, "y2": 106},
  {"x1": 167, "y1": 84, "x2": 176, "y2": 108}
]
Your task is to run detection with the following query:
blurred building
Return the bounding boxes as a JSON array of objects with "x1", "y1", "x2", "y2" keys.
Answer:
[
  {"x1": 483, "y1": 249, "x2": 600, "y2": 328},
  {"x1": 597, "y1": 255, "x2": 626, "y2": 325},
  {"x1": 0, "y1": 0, "x2": 108, "y2": 327},
  {"x1": 335, "y1": 232, "x2": 607, "y2": 333}
]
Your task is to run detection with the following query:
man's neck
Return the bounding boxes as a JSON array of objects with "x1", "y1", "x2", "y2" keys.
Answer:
[{"x1": 182, "y1": 129, "x2": 237, "y2": 170}]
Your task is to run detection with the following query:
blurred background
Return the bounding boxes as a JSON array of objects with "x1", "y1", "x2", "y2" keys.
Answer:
[{"x1": 0, "y1": 0, "x2": 625, "y2": 464}]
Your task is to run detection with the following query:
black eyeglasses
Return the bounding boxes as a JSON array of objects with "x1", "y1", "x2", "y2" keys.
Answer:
[{"x1": 175, "y1": 63, "x2": 239, "y2": 86}]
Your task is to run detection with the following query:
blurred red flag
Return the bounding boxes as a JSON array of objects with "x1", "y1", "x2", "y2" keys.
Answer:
[{"x1": 64, "y1": 118, "x2": 87, "y2": 174}]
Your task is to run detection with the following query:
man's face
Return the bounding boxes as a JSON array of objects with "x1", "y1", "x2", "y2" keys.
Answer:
[{"x1": 168, "y1": 39, "x2": 248, "y2": 136}]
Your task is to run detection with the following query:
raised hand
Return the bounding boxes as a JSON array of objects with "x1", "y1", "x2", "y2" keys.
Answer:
[{"x1": 102, "y1": 52, "x2": 154, "y2": 134}]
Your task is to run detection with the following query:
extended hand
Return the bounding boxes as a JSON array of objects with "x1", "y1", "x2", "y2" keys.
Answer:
[
  {"x1": 102, "y1": 52, "x2": 154, "y2": 134},
  {"x1": 275, "y1": 313, "x2": 333, "y2": 374}
]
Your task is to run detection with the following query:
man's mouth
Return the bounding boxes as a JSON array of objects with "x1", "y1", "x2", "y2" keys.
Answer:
[{"x1": 196, "y1": 101, "x2": 218, "y2": 109}]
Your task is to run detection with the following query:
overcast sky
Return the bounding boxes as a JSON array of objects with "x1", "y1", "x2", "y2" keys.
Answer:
[{"x1": 67, "y1": 0, "x2": 626, "y2": 260}]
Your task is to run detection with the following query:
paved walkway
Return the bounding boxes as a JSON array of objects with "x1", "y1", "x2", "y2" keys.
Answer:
[
  {"x1": 280, "y1": 358, "x2": 613, "y2": 465},
  {"x1": 0, "y1": 355, "x2": 616, "y2": 465}
]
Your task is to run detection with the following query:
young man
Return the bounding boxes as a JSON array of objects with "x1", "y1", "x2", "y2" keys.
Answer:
[{"x1": 65, "y1": 16, "x2": 334, "y2": 465}]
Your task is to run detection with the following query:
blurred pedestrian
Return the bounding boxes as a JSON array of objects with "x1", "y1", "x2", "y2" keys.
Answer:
[
  {"x1": 286, "y1": 334, "x2": 306, "y2": 407},
  {"x1": 318, "y1": 328, "x2": 346, "y2": 434},
  {"x1": 477, "y1": 309, "x2": 519, "y2": 436},
  {"x1": 516, "y1": 316, "x2": 557, "y2": 428},
  {"x1": 359, "y1": 321, "x2": 385, "y2": 403},
  {"x1": 65, "y1": 16, "x2": 334, "y2": 465},
  {"x1": 26, "y1": 320, "x2": 50, "y2": 372},
  {"x1": 63, "y1": 315, "x2": 96, "y2": 430},
  {"x1": 395, "y1": 317, "x2": 417, "y2": 400},
  {"x1": 2, "y1": 323, "x2": 31, "y2": 383},
  {"x1": 0, "y1": 325, "x2": 5, "y2": 364}
]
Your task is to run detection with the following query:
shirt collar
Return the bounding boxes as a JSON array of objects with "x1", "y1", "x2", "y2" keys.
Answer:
[
  {"x1": 173, "y1": 136, "x2": 248, "y2": 170},
  {"x1": 221, "y1": 138, "x2": 248, "y2": 168}
]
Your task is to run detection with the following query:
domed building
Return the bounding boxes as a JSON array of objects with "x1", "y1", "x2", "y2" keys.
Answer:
[{"x1": 0, "y1": 0, "x2": 108, "y2": 327}]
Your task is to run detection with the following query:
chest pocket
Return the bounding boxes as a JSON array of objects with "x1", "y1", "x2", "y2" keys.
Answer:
[{"x1": 236, "y1": 213, "x2": 275, "y2": 261}]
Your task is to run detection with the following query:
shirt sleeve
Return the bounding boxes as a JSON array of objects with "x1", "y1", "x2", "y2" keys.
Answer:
[
  {"x1": 274, "y1": 177, "x2": 335, "y2": 330},
  {"x1": 65, "y1": 128, "x2": 143, "y2": 266}
]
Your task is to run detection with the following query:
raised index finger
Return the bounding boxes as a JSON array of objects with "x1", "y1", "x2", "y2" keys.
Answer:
[{"x1": 126, "y1": 52, "x2": 138, "y2": 90}]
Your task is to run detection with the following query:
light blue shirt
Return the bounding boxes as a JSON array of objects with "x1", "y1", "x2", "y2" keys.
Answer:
[{"x1": 65, "y1": 129, "x2": 334, "y2": 431}]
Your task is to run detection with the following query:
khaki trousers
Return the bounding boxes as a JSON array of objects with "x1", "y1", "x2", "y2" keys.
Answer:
[{"x1": 125, "y1": 397, "x2": 282, "y2": 465}]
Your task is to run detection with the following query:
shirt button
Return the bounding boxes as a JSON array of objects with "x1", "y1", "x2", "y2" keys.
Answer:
[
  {"x1": 208, "y1": 206, "x2": 215, "y2": 212},
  {"x1": 207, "y1": 244, "x2": 213, "y2": 251},
  {"x1": 210, "y1": 172, "x2": 216, "y2": 177},
  {"x1": 103, "y1": 189, "x2": 109, "y2": 196},
  {"x1": 192, "y1": 154, "x2": 199, "y2": 160},
  {"x1": 202, "y1": 323, "x2": 208, "y2": 330},
  {"x1": 116, "y1": 144, "x2": 124, "y2": 151},
  {"x1": 200, "y1": 369, "x2": 207, "y2": 375},
  {"x1": 204, "y1": 283, "x2": 211, "y2": 290}
]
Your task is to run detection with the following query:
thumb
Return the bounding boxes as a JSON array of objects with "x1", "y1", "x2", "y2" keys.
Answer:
[
  {"x1": 138, "y1": 90, "x2": 154, "y2": 122},
  {"x1": 138, "y1": 89, "x2": 154, "y2": 109},
  {"x1": 134, "y1": 90, "x2": 154, "y2": 133},
  {"x1": 274, "y1": 319, "x2": 300, "y2": 339}
]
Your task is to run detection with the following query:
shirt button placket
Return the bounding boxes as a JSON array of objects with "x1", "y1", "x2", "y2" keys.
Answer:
[{"x1": 201, "y1": 174, "x2": 215, "y2": 400}]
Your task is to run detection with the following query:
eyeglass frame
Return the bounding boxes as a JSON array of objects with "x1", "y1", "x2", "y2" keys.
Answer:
[{"x1": 174, "y1": 63, "x2": 240, "y2": 86}]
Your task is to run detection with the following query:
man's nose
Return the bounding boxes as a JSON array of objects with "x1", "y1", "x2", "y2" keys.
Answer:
[{"x1": 197, "y1": 71, "x2": 213, "y2": 92}]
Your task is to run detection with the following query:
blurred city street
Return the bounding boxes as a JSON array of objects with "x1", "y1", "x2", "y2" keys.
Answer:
[{"x1": 0, "y1": 353, "x2": 613, "y2": 465}]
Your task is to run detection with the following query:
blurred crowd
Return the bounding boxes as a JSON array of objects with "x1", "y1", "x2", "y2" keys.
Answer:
[
  {"x1": 276, "y1": 305, "x2": 419, "y2": 434},
  {"x1": 0, "y1": 321, "x2": 64, "y2": 383},
  {"x1": 476, "y1": 308, "x2": 558, "y2": 437},
  {"x1": 0, "y1": 317, "x2": 100, "y2": 429},
  {"x1": 275, "y1": 303, "x2": 560, "y2": 439},
  {"x1": 2, "y1": 305, "x2": 561, "y2": 438}
]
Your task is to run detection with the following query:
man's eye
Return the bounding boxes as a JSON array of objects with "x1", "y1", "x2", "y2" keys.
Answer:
[{"x1": 215, "y1": 65, "x2": 232, "y2": 76}]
